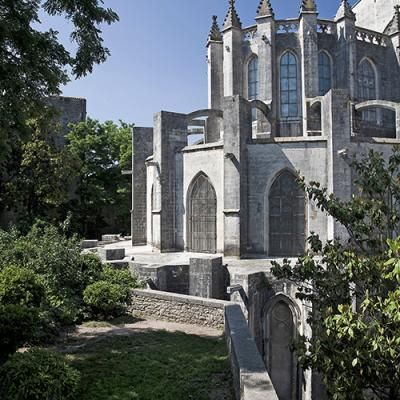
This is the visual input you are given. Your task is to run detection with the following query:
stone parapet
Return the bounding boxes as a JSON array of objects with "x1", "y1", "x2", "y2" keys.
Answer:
[{"x1": 225, "y1": 304, "x2": 278, "y2": 400}]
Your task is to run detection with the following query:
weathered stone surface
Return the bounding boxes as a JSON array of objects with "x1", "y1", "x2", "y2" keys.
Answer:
[
  {"x1": 101, "y1": 234, "x2": 120, "y2": 242},
  {"x1": 130, "y1": 263, "x2": 190, "y2": 294},
  {"x1": 189, "y1": 256, "x2": 228, "y2": 299},
  {"x1": 225, "y1": 304, "x2": 278, "y2": 400},
  {"x1": 130, "y1": 289, "x2": 228, "y2": 329},
  {"x1": 107, "y1": 257, "x2": 132, "y2": 269},
  {"x1": 81, "y1": 240, "x2": 99, "y2": 249},
  {"x1": 98, "y1": 247, "x2": 125, "y2": 261}
]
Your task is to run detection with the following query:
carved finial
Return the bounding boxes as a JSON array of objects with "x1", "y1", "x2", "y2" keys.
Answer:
[
  {"x1": 223, "y1": 0, "x2": 242, "y2": 30},
  {"x1": 384, "y1": 5, "x2": 400, "y2": 35},
  {"x1": 335, "y1": 0, "x2": 356, "y2": 21},
  {"x1": 208, "y1": 15, "x2": 222, "y2": 41},
  {"x1": 256, "y1": 0, "x2": 274, "y2": 19},
  {"x1": 300, "y1": 0, "x2": 317, "y2": 12}
]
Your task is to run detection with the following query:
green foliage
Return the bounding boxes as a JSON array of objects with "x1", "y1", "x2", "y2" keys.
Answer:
[
  {"x1": 0, "y1": 349, "x2": 80, "y2": 400},
  {"x1": 272, "y1": 146, "x2": 400, "y2": 400},
  {"x1": 0, "y1": 266, "x2": 45, "y2": 308},
  {"x1": 0, "y1": 0, "x2": 118, "y2": 165},
  {"x1": 83, "y1": 281, "x2": 127, "y2": 319},
  {"x1": 3, "y1": 122, "x2": 79, "y2": 226},
  {"x1": 0, "y1": 305, "x2": 40, "y2": 362},
  {"x1": 0, "y1": 222, "x2": 103, "y2": 324},
  {"x1": 83, "y1": 265, "x2": 139, "y2": 318},
  {"x1": 100, "y1": 265, "x2": 139, "y2": 301},
  {"x1": 0, "y1": 266, "x2": 45, "y2": 361},
  {"x1": 66, "y1": 119, "x2": 133, "y2": 237}
]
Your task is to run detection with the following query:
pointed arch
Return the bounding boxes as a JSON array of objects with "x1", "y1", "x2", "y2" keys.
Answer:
[
  {"x1": 247, "y1": 54, "x2": 259, "y2": 121},
  {"x1": 318, "y1": 50, "x2": 333, "y2": 96},
  {"x1": 280, "y1": 50, "x2": 299, "y2": 118},
  {"x1": 187, "y1": 172, "x2": 217, "y2": 253},
  {"x1": 358, "y1": 57, "x2": 378, "y2": 122},
  {"x1": 262, "y1": 294, "x2": 300, "y2": 400},
  {"x1": 268, "y1": 170, "x2": 305, "y2": 256}
]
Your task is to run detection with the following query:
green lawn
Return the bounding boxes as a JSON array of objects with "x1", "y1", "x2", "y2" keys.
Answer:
[{"x1": 65, "y1": 330, "x2": 234, "y2": 400}]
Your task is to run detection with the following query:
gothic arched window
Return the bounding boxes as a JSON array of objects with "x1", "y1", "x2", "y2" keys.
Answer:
[
  {"x1": 248, "y1": 56, "x2": 259, "y2": 121},
  {"x1": 269, "y1": 170, "x2": 305, "y2": 256},
  {"x1": 280, "y1": 51, "x2": 298, "y2": 118},
  {"x1": 358, "y1": 59, "x2": 377, "y2": 121},
  {"x1": 319, "y1": 52, "x2": 332, "y2": 96},
  {"x1": 188, "y1": 173, "x2": 217, "y2": 253}
]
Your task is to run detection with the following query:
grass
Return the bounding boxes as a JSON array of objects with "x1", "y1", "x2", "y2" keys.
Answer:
[
  {"x1": 65, "y1": 330, "x2": 234, "y2": 400},
  {"x1": 81, "y1": 315, "x2": 141, "y2": 328}
]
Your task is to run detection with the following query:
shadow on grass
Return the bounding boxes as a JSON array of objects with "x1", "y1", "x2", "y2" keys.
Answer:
[
  {"x1": 81, "y1": 315, "x2": 144, "y2": 328},
  {"x1": 65, "y1": 330, "x2": 234, "y2": 400}
]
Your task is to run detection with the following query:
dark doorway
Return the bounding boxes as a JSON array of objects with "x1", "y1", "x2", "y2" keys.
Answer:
[
  {"x1": 188, "y1": 174, "x2": 217, "y2": 253},
  {"x1": 269, "y1": 171, "x2": 305, "y2": 256}
]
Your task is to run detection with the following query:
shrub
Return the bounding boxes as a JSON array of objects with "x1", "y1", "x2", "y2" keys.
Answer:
[
  {"x1": 83, "y1": 281, "x2": 127, "y2": 318},
  {"x1": 0, "y1": 305, "x2": 40, "y2": 361},
  {"x1": 0, "y1": 349, "x2": 80, "y2": 400},
  {"x1": 100, "y1": 265, "x2": 139, "y2": 303},
  {"x1": 78, "y1": 252, "x2": 103, "y2": 289},
  {"x1": 0, "y1": 266, "x2": 45, "y2": 307},
  {"x1": 0, "y1": 223, "x2": 105, "y2": 325}
]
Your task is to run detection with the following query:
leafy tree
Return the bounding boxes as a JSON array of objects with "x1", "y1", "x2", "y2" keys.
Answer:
[
  {"x1": 66, "y1": 119, "x2": 133, "y2": 237},
  {"x1": 0, "y1": 0, "x2": 119, "y2": 165},
  {"x1": 272, "y1": 146, "x2": 400, "y2": 400},
  {"x1": 3, "y1": 119, "x2": 79, "y2": 227}
]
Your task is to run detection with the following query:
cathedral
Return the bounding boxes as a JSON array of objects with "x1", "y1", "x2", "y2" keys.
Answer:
[
  {"x1": 131, "y1": 0, "x2": 400, "y2": 398},
  {"x1": 132, "y1": 0, "x2": 400, "y2": 258}
]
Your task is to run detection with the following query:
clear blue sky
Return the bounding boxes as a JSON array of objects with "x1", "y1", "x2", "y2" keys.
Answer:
[{"x1": 40, "y1": 0, "x2": 357, "y2": 127}]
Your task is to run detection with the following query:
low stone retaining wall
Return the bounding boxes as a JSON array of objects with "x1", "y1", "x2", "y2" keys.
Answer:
[
  {"x1": 130, "y1": 289, "x2": 228, "y2": 329},
  {"x1": 225, "y1": 304, "x2": 278, "y2": 400}
]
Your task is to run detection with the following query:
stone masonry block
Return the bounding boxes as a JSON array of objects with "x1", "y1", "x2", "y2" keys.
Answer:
[
  {"x1": 98, "y1": 247, "x2": 125, "y2": 261},
  {"x1": 81, "y1": 240, "x2": 98, "y2": 249},
  {"x1": 189, "y1": 256, "x2": 228, "y2": 300}
]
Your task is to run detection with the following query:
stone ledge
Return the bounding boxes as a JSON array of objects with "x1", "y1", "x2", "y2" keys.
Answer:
[
  {"x1": 351, "y1": 136, "x2": 400, "y2": 144},
  {"x1": 131, "y1": 289, "x2": 229, "y2": 309},
  {"x1": 225, "y1": 304, "x2": 278, "y2": 400},
  {"x1": 181, "y1": 141, "x2": 224, "y2": 153},
  {"x1": 250, "y1": 136, "x2": 328, "y2": 144}
]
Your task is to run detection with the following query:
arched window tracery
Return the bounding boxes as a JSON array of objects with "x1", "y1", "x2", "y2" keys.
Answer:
[
  {"x1": 248, "y1": 56, "x2": 259, "y2": 121},
  {"x1": 358, "y1": 59, "x2": 377, "y2": 122},
  {"x1": 280, "y1": 51, "x2": 298, "y2": 118},
  {"x1": 319, "y1": 51, "x2": 332, "y2": 96}
]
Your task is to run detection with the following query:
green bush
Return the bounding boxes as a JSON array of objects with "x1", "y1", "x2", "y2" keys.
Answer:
[
  {"x1": 0, "y1": 266, "x2": 45, "y2": 307},
  {"x1": 100, "y1": 265, "x2": 139, "y2": 302},
  {"x1": 0, "y1": 349, "x2": 80, "y2": 400},
  {"x1": 0, "y1": 305, "x2": 40, "y2": 361},
  {"x1": 0, "y1": 223, "x2": 105, "y2": 324},
  {"x1": 83, "y1": 281, "x2": 127, "y2": 318}
]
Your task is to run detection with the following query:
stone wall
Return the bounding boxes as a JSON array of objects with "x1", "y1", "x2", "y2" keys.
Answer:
[
  {"x1": 130, "y1": 289, "x2": 228, "y2": 329},
  {"x1": 132, "y1": 127, "x2": 154, "y2": 245},
  {"x1": 225, "y1": 304, "x2": 278, "y2": 400}
]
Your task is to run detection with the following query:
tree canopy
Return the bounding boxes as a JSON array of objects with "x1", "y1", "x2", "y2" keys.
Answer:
[
  {"x1": 272, "y1": 146, "x2": 400, "y2": 400},
  {"x1": 66, "y1": 119, "x2": 133, "y2": 237},
  {"x1": 0, "y1": 0, "x2": 119, "y2": 164}
]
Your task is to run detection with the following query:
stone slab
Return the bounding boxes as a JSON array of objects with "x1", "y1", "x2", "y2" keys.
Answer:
[
  {"x1": 101, "y1": 234, "x2": 120, "y2": 242},
  {"x1": 81, "y1": 240, "x2": 99, "y2": 249},
  {"x1": 98, "y1": 247, "x2": 125, "y2": 261}
]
